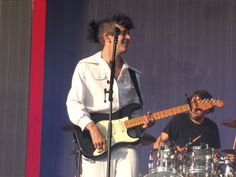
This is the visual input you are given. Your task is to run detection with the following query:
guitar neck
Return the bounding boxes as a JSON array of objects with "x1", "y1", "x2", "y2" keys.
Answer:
[{"x1": 124, "y1": 104, "x2": 190, "y2": 129}]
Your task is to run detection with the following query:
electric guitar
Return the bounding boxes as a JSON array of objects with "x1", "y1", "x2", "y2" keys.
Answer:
[{"x1": 75, "y1": 99, "x2": 224, "y2": 159}]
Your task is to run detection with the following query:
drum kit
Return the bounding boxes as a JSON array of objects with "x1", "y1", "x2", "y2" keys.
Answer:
[
  {"x1": 61, "y1": 120, "x2": 236, "y2": 177},
  {"x1": 143, "y1": 119, "x2": 236, "y2": 177}
]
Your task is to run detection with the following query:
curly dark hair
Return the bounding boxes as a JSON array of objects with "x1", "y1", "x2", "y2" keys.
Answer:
[{"x1": 87, "y1": 13, "x2": 134, "y2": 45}]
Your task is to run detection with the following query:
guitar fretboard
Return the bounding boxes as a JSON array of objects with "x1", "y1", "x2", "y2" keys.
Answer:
[{"x1": 124, "y1": 104, "x2": 190, "y2": 129}]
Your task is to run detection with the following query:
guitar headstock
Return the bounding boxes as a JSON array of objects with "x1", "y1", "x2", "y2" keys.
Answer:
[{"x1": 192, "y1": 99, "x2": 224, "y2": 110}]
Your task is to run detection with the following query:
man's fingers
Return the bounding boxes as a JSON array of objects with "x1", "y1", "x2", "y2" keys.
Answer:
[{"x1": 94, "y1": 139, "x2": 106, "y2": 150}]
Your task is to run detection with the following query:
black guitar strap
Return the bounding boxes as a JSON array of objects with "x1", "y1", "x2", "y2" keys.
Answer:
[{"x1": 128, "y1": 68, "x2": 143, "y2": 108}]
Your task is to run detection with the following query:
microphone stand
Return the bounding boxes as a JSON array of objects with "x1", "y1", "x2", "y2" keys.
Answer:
[
  {"x1": 105, "y1": 28, "x2": 120, "y2": 177},
  {"x1": 185, "y1": 94, "x2": 192, "y2": 111}
]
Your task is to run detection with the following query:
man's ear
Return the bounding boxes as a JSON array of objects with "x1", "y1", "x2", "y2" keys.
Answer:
[{"x1": 103, "y1": 32, "x2": 112, "y2": 43}]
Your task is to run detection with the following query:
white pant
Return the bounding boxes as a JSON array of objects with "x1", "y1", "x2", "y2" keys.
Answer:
[{"x1": 81, "y1": 146, "x2": 139, "y2": 177}]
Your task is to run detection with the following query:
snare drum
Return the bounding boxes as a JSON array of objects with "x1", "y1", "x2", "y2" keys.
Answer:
[
  {"x1": 146, "y1": 145, "x2": 182, "y2": 177},
  {"x1": 183, "y1": 146, "x2": 218, "y2": 176}
]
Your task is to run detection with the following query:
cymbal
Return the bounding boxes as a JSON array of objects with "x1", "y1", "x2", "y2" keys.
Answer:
[
  {"x1": 222, "y1": 149, "x2": 236, "y2": 155},
  {"x1": 60, "y1": 123, "x2": 78, "y2": 132},
  {"x1": 222, "y1": 119, "x2": 236, "y2": 128}
]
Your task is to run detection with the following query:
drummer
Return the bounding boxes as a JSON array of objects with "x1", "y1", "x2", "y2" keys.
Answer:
[{"x1": 153, "y1": 89, "x2": 221, "y2": 151}]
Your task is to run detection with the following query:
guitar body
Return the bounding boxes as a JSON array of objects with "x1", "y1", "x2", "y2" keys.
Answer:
[{"x1": 75, "y1": 103, "x2": 141, "y2": 159}]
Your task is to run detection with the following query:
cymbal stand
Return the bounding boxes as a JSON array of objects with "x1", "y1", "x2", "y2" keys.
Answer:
[
  {"x1": 224, "y1": 134, "x2": 236, "y2": 177},
  {"x1": 72, "y1": 129, "x2": 82, "y2": 177}
]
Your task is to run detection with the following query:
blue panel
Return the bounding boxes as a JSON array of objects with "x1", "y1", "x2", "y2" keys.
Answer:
[{"x1": 41, "y1": 0, "x2": 86, "y2": 177}]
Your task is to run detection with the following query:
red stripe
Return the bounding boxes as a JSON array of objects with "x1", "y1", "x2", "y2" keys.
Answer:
[{"x1": 26, "y1": 0, "x2": 46, "y2": 177}]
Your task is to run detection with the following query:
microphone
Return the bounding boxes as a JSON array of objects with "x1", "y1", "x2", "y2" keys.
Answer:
[
  {"x1": 113, "y1": 27, "x2": 121, "y2": 35},
  {"x1": 185, "y1": 93, "x2": 192, "y2": 111}
]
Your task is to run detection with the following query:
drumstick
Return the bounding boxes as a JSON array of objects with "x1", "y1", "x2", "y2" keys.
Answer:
[
  {"x1": 185, "y1": 135, "x2": 202, "y2": 148},
  {"x1": 233, "y1": 135, "x2": 236, "y2": 149},
  {"x1": 192, "y1": 135, "x2": 202, "y2": 144}
]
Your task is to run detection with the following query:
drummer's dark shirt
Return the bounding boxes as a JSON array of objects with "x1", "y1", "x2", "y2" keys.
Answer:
[{"x1": 162, "y1": 113, "x2": 221, "y2": 149}]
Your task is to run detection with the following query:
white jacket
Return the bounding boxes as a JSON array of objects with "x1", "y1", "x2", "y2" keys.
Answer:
[{"x1": 66, "y1": 51, "x2": 141, "y2": 130}]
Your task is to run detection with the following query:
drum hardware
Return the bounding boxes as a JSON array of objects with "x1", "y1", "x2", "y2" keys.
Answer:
[
  {"x1": 224, "y1": 159, "x2": 235, "y2": 177},
  {"x1": 144, "y1": 144, "x2": 236, "y2": 177},
  {"x1": 60, "y1": 123, "x2": 82, "y2": 177},
  {"x1": 220, "y1": 134, "x2": 236, "y2": 176},
  {"x1": 216, "y1": 155, "x2": 235, "y2": 177},
  {"x1": 221, "y1": 134, "x2": 236, "y2": 156},
  {"x1": 148, "y1": 151, "x2": 155, "y2": 173}
]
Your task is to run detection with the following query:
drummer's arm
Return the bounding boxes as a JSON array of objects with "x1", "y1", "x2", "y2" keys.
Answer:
[{"x1": 153, "y1": 132, "x2": 169, "y2": 149}]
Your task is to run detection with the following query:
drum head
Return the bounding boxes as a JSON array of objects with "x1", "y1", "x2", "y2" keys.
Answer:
[{"x1": 143, "y1": 171, "x2": 182, "y2": 177}]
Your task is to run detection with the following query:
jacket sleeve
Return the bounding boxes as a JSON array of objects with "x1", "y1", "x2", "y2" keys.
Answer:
[{"x1": 66, "y1": 63, "x2": 93, "y2": 131}]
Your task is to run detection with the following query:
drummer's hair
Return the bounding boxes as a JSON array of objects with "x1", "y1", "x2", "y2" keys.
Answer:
[{"x1": 191, "y1": 89, "x2": 214, "y2": 113}]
